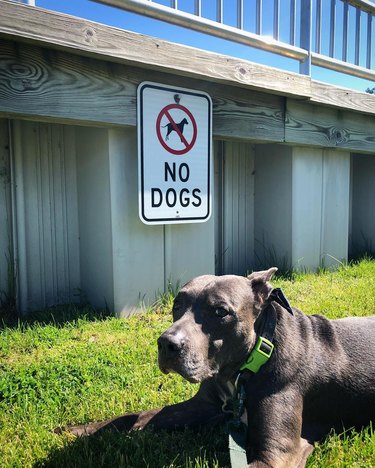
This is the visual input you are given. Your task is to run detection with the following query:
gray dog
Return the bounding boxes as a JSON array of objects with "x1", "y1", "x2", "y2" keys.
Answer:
[{"x1": 64, "y1": 268, "x2": 375, "y2": 467}]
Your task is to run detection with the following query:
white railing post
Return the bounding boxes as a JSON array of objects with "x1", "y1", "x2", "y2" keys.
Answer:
[{"x1": 299, "y1": 0, "x2": 312, "y2": 75}]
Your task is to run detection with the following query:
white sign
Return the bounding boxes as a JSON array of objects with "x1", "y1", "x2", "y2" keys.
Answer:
[{"x1": 137, "y1": 82, "x2": 212, "y2": 225}]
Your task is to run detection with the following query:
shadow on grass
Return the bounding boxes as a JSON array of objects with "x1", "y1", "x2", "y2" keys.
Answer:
[
  {"x1": 0, "y1": 302, "x2": 113, "y2": 330},
  {"x1": 36, "y1": 421, "x2": 374, "y2": 468},
  {"x1": 40, "y1": 427, "x2": 229, "y2": 468}
]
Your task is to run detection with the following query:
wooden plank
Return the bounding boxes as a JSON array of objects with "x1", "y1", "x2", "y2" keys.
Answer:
[
  {"x1": 211, "y1": 85, "x2": 285, "y2": 143},
  {"x1": 311, "y1": 81, "x2": 375, "y2": 116},
  {"x1": 285, "y1": 100, "x2": 375, "y2": 153},
  {"x1": 0, "y1": 0, "x2": 310, "y2": 99},
  {"x1": 0, "y1": 40, "x2": 285, "y2": 142},
  {"x1": 2, "y1": 39, "x2": 374, "y2": 153},
  {"x1": 0, "y1": 40, "x2": 137, "y2": 126},
  {"x1": 1, "y1": 1, "x2": 374, "y2": 116}
]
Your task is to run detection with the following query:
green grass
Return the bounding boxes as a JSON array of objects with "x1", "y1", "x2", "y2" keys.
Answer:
[{"x1": 1, "y1": 259, "x2": 374, "y2": 467}]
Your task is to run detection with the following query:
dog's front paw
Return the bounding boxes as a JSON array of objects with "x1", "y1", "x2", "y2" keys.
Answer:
[{"x1": 53, "y1": 422, "x2": 100, "y2": 437}]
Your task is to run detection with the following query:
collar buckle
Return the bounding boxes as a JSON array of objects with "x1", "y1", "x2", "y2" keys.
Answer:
[{"x1": 240, "y1": 336, "x2": 274, "y2": 373}]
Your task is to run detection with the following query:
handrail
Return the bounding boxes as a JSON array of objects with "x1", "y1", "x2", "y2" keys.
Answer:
[
  {"x1": 93, "y1": 0, "x2": 375, "y2": 82},
  {"x1": 94, "y1": 0, "x2": 308, "y2": 60}
]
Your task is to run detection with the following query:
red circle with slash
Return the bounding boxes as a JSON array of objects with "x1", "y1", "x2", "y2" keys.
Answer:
[{"x1": 156, "y1": 104, "x2": 198, "y2": 155}]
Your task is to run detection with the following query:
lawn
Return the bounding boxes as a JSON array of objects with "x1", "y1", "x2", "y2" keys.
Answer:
[{"x1": 1, "y1": 260, "x2": 374, "y2": 467}]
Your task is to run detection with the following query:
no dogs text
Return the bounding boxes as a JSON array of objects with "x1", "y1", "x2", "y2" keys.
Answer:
[{"x1": 151, "y1": 162, "x2": 202, "y2": 208}]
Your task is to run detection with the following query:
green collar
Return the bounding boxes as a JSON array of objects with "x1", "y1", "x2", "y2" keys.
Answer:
[
  {"x1": 227, "y1": 336, "x2": 274, "y2": 468},
  {"x1": 240, "y1": 336, "x2": 274, "y2": 373},
  {"x1": 239, "y1": 288, "x2": 294, "y2": 374}
]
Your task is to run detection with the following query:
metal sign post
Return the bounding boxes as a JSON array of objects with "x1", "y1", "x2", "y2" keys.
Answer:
[{"x1": 137, "y1": 82, "x2": 212, "y2": 225}]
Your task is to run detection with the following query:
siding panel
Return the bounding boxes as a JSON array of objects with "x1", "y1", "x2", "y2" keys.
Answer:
[
  {"x1": 12, "y1": 120, "x2": 80, "y2": 312},
  {"x1": 220, "y1": 141, "x2": 255, "y2": 275}
]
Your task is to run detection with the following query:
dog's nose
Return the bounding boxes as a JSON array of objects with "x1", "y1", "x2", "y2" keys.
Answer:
[{"x1": 157, "y1": 333, "x2": 185, "y2": 357}]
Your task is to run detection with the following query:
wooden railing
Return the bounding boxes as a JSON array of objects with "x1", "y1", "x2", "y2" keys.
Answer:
[{"x1": 94, "y1": 0, "x2": 375, "y2": 80}]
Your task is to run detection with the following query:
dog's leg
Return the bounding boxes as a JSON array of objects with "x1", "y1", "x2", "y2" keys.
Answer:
[
  {"x1": 57, "y1": 382, "x2": 228, "y2": 437},
  {"x1": 295, "y1": 438, "x2": 314, "y2": 468},
  {"x1": 246, "y1": 387, "x2": 311, "y2": 468}
]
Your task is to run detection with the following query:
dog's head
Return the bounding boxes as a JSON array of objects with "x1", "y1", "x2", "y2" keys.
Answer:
[{"x1": 157, "y1": 267, "x2": 277, "y2": 383}]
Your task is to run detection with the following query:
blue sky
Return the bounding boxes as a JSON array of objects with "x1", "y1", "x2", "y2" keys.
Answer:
[{"x1": 36, "y1": 0, "x2": 374, "y2": 92}]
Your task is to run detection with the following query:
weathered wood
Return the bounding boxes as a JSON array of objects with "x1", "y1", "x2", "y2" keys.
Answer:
[
  {"x1": 1, "y1": 39, "x2": 375, "y2": 153},
  {"x1": 211, "y1": 88, "x2": 285, "y2": 143},
  {"x1": 0, "y1": 40, "x2": 136, "y2": 126},
  {"x1": 311, "y1": 81, "x2": 375, "y2": 116},
  {"x1": 0, "y1": 0, "x2": 309, "y2": 100},
  {"x1": 1, "y1": 1, "x2": 374, "y2": 116},
  {"x1": 0, "y1": 40, "x2": 285, "y2": 142},
  {"x1": 285, "y1": 100, "x2": 375, "y2": 153}
]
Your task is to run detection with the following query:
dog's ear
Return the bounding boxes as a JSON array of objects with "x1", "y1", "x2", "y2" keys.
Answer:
[{"x1": 247, "y1": 267, "x2": 278, "y2": 305}]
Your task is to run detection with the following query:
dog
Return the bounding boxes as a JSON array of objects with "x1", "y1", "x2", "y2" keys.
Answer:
[
  {"x1": 62, "y1": 268, "x2": 375, "y2": 467},
  {"x1": 163, "y1": 117, "x2": 188, "y2": 141}
]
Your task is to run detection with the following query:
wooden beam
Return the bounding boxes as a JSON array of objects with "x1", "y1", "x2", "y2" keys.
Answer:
[
  {"x1": 311, "y1": 81, "x2": 375, "y2": 115},
  {"x1": 0, "y1": 0, "x2": 310, "y2": 99},
  {"x1": 0, "y1": 40, "x2": 285, "y2": 142},
  {"x1": 1, "y1": 1, "x2": 374, "y2": 116},
  {"x1": 285, "y1": 100, "x2": 375, "y2": 153},
  {"x1": 0, "y1": 40, "x2": 137, "y2": 126},
  {"x1": 2, "y1": 39, "x2": 375, "y2": 153}
]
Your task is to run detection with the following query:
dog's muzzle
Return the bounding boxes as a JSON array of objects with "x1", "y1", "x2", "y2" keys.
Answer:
[
  {"x1": 158, "y1": 332, "x2": 186, "y2": 373},
  {"x1": 157, "y1": 331, "x2": 204, "y2": 382}
]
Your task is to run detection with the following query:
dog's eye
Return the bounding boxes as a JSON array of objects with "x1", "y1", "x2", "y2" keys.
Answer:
[
  {"x1": 172, "y1": 305, "x2": 183, "y2": 320},
  {"x1": 214, "y1": 308, "x2": 229, "y2": 318}
]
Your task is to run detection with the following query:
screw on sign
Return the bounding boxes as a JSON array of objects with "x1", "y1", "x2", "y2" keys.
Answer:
[{"x1": 156, "y1": 104, "x2": 197, "y2": 155}]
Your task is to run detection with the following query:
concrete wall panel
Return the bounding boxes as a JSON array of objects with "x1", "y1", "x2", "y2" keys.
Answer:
[
  {"x1": 292, "y1": 148, "x2": 323, "y2": 270},
  {"x1": 108, "y1": 128, "x2": 164, "y2": 316},
  {"x1": 165, "y1": 219, "x2": 215, "y2": 288},
  {"x1": 292, "y1": 147, "x2": 350, "y2": 271},
  {"x1": 76, "y1": 127, "x2": 113, "y2": 309},
  {"x1": 321, "y1": 150, "x2": 350, "y2": 267},
  {"x1": 109, "y1": 128, "x2": 215, "y2": 314},
  {"x1": 254, "y1": 144, "x2": 292, "y2": 270}
]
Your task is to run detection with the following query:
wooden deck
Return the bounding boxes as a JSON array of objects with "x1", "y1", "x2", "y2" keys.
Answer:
[
  {"x1": 1, "y1": 0, "x2": 375, "y2": 313},
  {"x1": 0, "y1": 0, "x2": 374, "y2": 154}
]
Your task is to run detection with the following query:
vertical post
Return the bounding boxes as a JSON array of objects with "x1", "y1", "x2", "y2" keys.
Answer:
[
  {"x1": 274, "y1": 0, "x2": 280, "y2": 40},
  {"x1": 329, "y1": 0, "x2": 336, "y2": 58},
  {"x1": 237, "y1": 0, "x2": 244, "y2": 29},
  {"x1": 194, "y1": 0, "x2": 201, "y2": 17},
  {"x1": 355, "y1": 8, "x2": 361, "y2": 66},
  {"x1": 367, "y1": 13, "x2": 372, "y2": 69},
  {"x1": 217, "y1": 0, "x2": 223, "y2": 23},
  {"x1": 342, "y1": 1, "x2": 349, "y2": 62},
  {"x1": 315, "y1": 0, "x2": 322, "y2": 54},
  {"x1": 256, "y1": 0, "x2": 262, "y2": 35},
  {"x1": 290, "y1": 0, "x2": 296, "y2": 46},
  {"x1": 299, "y1": 0, "x2": 312, "y2": 76}
]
